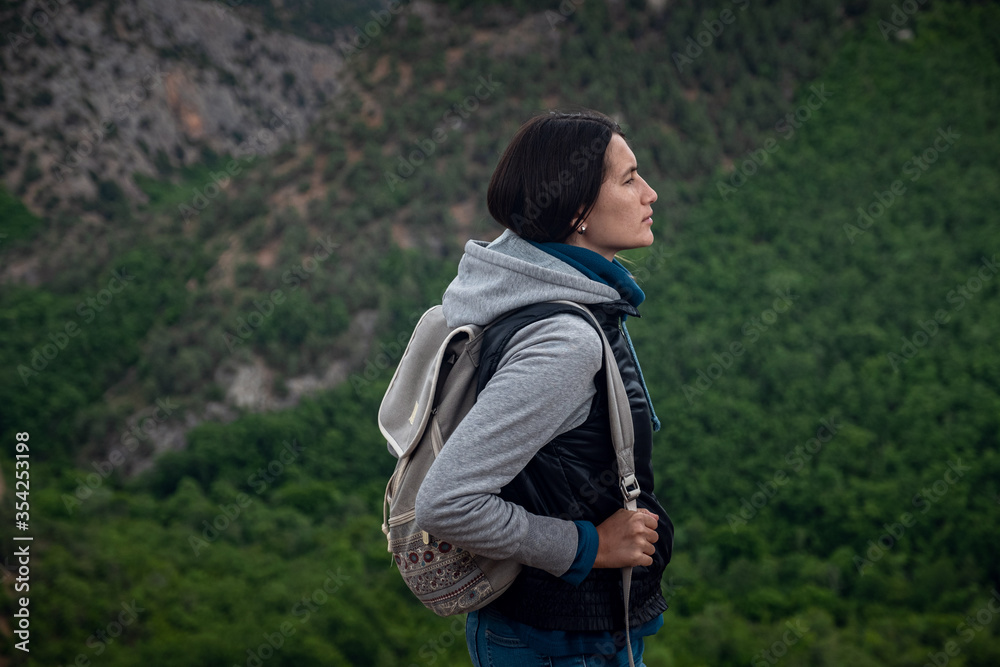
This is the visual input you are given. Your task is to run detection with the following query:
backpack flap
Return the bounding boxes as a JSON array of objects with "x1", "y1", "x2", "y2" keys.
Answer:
[{"x1": 378, "y1": 306, "x2": 482, "y2": 459}]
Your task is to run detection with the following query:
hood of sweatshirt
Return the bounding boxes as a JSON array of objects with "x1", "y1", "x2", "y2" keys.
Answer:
[{"x1": 442, "y1": 229, "x2": 621, "y2": 327}]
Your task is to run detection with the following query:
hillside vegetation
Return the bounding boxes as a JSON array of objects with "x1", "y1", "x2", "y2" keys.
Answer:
[{"x1": 1, "y1": 1, "x2": 999, "y2": 666}]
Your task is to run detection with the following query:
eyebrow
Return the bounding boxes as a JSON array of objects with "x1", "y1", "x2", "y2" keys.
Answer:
[{"x1": 621, "y1": 164, "x2": 637, "y2": 180}]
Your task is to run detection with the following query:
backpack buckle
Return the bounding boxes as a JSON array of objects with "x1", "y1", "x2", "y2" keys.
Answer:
[{"x1": 619, "y1": 473, "x2": 640, "y2": 501}]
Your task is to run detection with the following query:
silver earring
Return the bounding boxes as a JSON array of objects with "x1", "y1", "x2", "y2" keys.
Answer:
[{"x1": 577, "y1": 226, "x2": 586, "y2": 234}]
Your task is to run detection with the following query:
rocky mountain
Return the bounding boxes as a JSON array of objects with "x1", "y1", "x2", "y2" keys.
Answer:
[
  {"x1": 0, "y1": 0, "x2": 559, "y2": 471},
  {"x1": 1, "y1": 0, "x2": 347, "y2": 222}
]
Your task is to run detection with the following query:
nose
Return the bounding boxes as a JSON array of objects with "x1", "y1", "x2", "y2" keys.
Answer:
[{"x1": 643, "y1": 177, "x2": 657, "y2": 204}]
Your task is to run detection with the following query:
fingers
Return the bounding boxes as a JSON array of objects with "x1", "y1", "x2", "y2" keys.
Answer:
[
  {"x1": 636, "y1": 508, "x2": 659, "y2": 542},
  {"x1": 593, "y1": 507, "x2": 662, "y2": 568},
  {"x1": 635, "y1": 531, "x2": 654, "y2": 566},
  {"x1": 627, "y1": 510, "x2": 658, "y2": 566},
  {"x1": 635, "y1": 509, "x2": 658, "y2": 563},
  {"x1": 634, "y1": 510, "x2": 658, "y2": 566}
]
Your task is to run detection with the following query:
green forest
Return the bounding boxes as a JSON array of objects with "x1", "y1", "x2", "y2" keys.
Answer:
[{"x1": 1, "y1": 0, "x2": 998, "y2": 665}]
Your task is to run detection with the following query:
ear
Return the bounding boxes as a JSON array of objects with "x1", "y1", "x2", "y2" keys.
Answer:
[{"x1": 563, "y1": 206, "x2": 588, "y2": 245}]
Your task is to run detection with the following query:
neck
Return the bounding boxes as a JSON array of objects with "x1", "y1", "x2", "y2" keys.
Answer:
[{"x1": 563, "y1": 233, "x2": 615, "y2": 262}]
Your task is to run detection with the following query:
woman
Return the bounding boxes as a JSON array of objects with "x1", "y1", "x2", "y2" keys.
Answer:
[{"x1": 415, "y1": 110, "x2": 673, "y2": 667}]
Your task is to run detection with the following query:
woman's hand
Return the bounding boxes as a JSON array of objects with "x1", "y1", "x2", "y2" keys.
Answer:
[{"x1": 593, "y1": 508, "x2": 659, "y2": 568}]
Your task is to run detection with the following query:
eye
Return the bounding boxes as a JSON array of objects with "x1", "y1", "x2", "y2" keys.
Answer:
[{"x1": 625, "y1": 177, "x2": 635, "y2": 185}]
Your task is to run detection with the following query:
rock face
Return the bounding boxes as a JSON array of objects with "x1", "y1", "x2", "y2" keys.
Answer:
[{"x1": 1, "y1": 0, "x2": 347, "y2": 213}]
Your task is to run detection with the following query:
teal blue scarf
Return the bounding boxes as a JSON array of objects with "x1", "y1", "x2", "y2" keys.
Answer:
[
  {"x1": 527, "y1": 240, "x2": 661, "y2": 432},
  {"x1": 526, "y1": 241, "x2": 645, "y2": 309}
]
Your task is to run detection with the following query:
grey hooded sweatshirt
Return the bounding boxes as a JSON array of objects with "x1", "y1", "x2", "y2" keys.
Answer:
[{"x1": 414, "y1": 229, "x2": 623, "y2": 577}]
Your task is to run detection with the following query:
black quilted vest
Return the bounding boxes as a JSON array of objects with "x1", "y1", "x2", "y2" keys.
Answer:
[{"x1": 475, "y1": 300, "x2": 674, "y2": 632}]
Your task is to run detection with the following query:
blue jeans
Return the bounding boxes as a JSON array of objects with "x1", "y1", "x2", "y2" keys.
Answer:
[{"x1": 467, "y1": 609, "x2": 646, "y2": 667}]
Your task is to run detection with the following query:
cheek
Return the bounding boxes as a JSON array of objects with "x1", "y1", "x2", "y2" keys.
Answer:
[{"x1": 600, "y1": 191, "x2": 626, "y2": 213}]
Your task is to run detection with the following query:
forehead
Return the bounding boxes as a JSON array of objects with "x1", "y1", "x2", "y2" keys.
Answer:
[{"x1": 605, "y1": 134, "x2": 636, "y2": 172}]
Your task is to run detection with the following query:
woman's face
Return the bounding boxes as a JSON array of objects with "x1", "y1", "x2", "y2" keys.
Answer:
[{"x1": 566, "y1": 133, "x2": 658, "y2": 261}]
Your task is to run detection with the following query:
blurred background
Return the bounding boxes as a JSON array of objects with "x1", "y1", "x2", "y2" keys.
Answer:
[{"x1": 1, "y1": 0, "x2": 998, "y2": 665}]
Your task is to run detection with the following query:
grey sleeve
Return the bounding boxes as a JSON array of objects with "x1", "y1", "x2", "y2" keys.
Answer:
[{"x1": 414, "y1": 313, "x2": 603, "y2": 577}]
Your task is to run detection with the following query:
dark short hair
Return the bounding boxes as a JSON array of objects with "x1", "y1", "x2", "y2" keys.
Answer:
[{"x1": 487, "y1": 110, "x2": 623, "y2": 243}]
